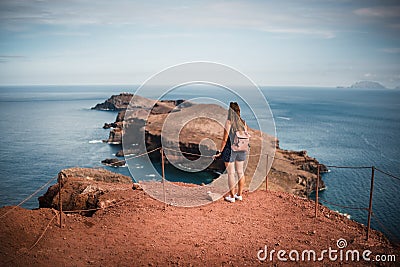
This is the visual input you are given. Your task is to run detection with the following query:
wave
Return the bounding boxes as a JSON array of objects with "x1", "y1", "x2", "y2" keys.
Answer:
[
  {"x1": 277, "y1": 116, "x2": 291, "y2": 121},
  {"x1": 361, "y1": 134, "x2": 378, "y2": 150},
  {"x1": 334, "y1": 210, "x2": 351, "y2": 219},
  {"x1": 103, "y1": 163, "x2": 126, "y2": 168},
  {"x1": 88, "y1": 140, "x2": 104, "y2": 144},
  {"x1": 146, "y1": 174, "x2": 156, "y2": 177}
]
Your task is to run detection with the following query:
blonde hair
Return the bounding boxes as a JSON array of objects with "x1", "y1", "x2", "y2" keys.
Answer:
[{"x1": 228, "y1": 102, "x2": 245, "y2": 132}]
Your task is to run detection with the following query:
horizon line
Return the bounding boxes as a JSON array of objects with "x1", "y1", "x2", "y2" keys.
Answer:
[{"x1": 0, "y1": 82, "x2": 397, "y2": 89}]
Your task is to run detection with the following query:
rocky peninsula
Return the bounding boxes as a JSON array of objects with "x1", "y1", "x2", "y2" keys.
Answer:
[
  {"x1": 27, "y1": 92, "x2": 330, "y2": 215},
  {"x1": 94, "y1": 93, "x2": 327, "y2": 198}
]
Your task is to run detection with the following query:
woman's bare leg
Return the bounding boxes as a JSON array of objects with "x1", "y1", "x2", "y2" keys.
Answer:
[
  {"x1": 235, "y1": 160, "x2": 245, "y2": 196},
  {"x1": 225, "y1": 161, "x2": 236, "y2": 197}
]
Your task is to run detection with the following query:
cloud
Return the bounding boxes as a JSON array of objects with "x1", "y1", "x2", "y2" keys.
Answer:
[
  {"x1": 262, "y1": 27, "x2": 335, "y2": 39},
  {"x1": 0, "y1": 55, "x2": 25, "y2": 58},
  {"x1": 0, "y1": 0, "x2": 142, "y2": 28},
  {"x1": 0, "y1": 55, "x2": 26, "y2": 63},
  {"x1": 380, "y1": 47, "x2": 400, "y2": 54},
  {"x1": 0, "y1": 0, "x2": 338, "y2": 39},
  {"x1": 153, "y1": 1, "x2": 338, "y2": 39},
  {"x1": 134, "y1": 33, "x2": 195, "y2": 39},
  {"x1": 389, "y1": 23, "x2": 400, "y2": 29},
  {"x1": 354, "y1": 6, "x2": 400, "y2": 18}
]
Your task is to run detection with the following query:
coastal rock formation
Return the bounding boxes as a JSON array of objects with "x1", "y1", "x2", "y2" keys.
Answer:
[
  {"x1": 103, "y1": 122, "x2": 117, "y2": 129},
  {"x1": 91, "y1": 93, "x2": 133, "y2": 111},
  {"x1": 91, "y1": 93, "x2": 187, "y2": 112},
  {"x1": 115, "y1": 150, "x2": 124, "y2": 157},
  {"x1": 106, "y1": 127, "x2": 122, "y2": 144},
  {"x1": 38, "y1": 168, "x2": 132, "y2": 215},
  {"x1": 101, "y1": 158, "x2": 126, "y2": 167},
  {"x1": 96, "y1": 94, "x2": 326, "y2": 198}
]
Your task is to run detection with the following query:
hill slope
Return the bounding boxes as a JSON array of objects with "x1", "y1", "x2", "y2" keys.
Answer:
[{"x1": 0, "y1": 188, "x2": 396, "y2": 266}]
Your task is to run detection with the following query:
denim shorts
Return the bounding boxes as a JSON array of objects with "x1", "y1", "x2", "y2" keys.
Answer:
[{"x1": 221, "y1": 148, "x2": 247, "y2": 163}]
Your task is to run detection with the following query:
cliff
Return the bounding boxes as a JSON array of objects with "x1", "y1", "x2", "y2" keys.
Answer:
[
  {"x1": 98, "y1": 94, "x2": 326, "y2": 198},
  {"x1": 91, "y1": 93, "x2": 134, "y2": 111}
]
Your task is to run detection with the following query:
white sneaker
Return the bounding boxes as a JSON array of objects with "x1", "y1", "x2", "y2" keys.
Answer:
[
  {"x1": 224, "y1": 195, "x2": 236, "y2": 203},
  {"x1": 234, "y1": 194, "x2": 243, "y2": 201}
]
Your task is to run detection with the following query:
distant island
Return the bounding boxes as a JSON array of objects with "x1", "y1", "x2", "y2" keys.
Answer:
[
  {"x1": 350, "y1": 81, "x2": 386, "y2": 89},
  {"x1": 337, "y1": 80, "x2": 387, "y2": 89}
]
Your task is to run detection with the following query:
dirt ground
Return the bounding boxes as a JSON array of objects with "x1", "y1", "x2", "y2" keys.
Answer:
[{"x1": 0, "y1": 187, "x2": 398, "y2": 266}]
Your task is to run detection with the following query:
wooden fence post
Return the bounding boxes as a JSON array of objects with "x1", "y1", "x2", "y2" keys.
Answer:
[
  {"x1": 58, "y1": 173, "x2": 63, "y2": 228},
  {"x1": 366, "y1": 166, "x2": 375, "y2": 241},
  {"x1": 314, "y1": 164, "x2": 320, "y2": 218},
  {"x1": 265, "y1": 154, "x2": 269, "y2": 191},
  {"x1": 160, "y1": 148, "x2": 167, "y2": 209}
]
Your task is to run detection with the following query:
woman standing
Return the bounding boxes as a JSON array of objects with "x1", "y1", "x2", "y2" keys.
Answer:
[{"x1": 213, "y1": 102, "x2": 248, "y2": 203}]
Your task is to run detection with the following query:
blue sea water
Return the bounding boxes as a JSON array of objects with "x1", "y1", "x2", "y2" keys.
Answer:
[{"x1": 0, "y1": 85, "x2": 399, "y2": 242}]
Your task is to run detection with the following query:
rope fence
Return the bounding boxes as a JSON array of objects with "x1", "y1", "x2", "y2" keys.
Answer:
[
  {"x1": 62, "y1": 197, "x2": 136, "y2": 214},
  {"x1": 1, "y1": 209, "x2": 59, "y2": 265},
  {"x1": 0, "y1": 175, "x2": 58, "y2": 219},
  {"x1": 163, "y1": 147, "x2": 214, "y2": 158},
  {"x1": 325, "y1": 165, "x2": 371, "y2": 169},
  {"x1": 371, "y1": 212, "x2": 400, "y2": 244},
  {"x1": 124, "y1": 146, "x2": 161, "y2": 159},
  {"x1": 29, "y1": 211, "x2": 58, "y2": 250},
  {"x1": 318, "y1": 198, "x2": 369, "y2": 211},
  {"x1": 98, "y1": 147, "x2": 400, "y2": 243},
  {"x1": 1, "y1": 145, "x2": 400, "y2": 250},
  {"x1": 312, "y1": 164, "x2": 400, "y2": 243},
  {"x1": 375, "y1": 167, "x2": 400, "y2": 181}
]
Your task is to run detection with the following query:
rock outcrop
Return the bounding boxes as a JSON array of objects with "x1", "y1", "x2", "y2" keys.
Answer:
[
  {"x1": 105, "y1": 127, "x2": 123, "y2": 144},
  {"x1": 101, "y1": 158, "x2": 126, "y2": 167},
  {"x1": 38, "y1": 168, "x2": 132, "y2": 216},
  {"x1": 91, "y1": 93, "x2": 134, "y2": 111},
  {"x1": 94, "y1": 94, "x2": 326, "y2": 198}
]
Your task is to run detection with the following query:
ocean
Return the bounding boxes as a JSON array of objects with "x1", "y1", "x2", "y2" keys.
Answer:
[{"x1": 0, "y1": 85, "x2": 399, "y2": 242}]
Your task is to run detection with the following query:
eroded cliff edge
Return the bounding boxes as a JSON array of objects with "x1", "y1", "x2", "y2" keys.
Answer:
[{"x1": 93, "y1": 93, "x2": 327, "y2": 198}]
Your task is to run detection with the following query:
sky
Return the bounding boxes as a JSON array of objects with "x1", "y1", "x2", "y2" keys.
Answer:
[{"x1": 0, "y1": 0, "x2": 399, "y2": 87}]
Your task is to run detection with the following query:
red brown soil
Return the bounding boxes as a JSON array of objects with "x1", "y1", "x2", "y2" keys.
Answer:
[{"x1": 0, "y1": 188, "x2": 398, "y2": 266}]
